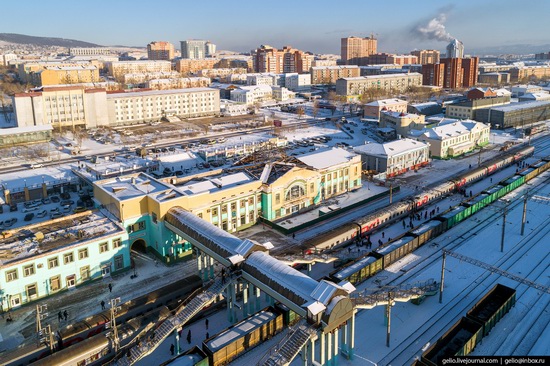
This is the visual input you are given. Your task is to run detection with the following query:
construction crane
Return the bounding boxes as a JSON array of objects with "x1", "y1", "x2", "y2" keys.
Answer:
[{"x1": 439, "y1": 249, "x2": 550, "y2": 305}]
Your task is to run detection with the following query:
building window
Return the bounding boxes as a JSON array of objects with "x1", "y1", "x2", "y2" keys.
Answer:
[
  {"x1": 78, "y1": 248, "x2": 89, "y2": 260},
  {"x1": 138, "y1": 221, "x2": 146, "y2": 230},
  {"x1": 6, "y1": 269, "x2": 18, "y2": 282},
  {"x1": 114, "y1": 255, "x2": 124, "y2": 271},
  {"x1": 275, "y1": 193, "x2": 280, "y2": 204},
  {"x1": 26, "y1": 283, "x2": 38, "y2": 300},
  {"x1": 23, "y1": 264, "x2": 35, "y2": 277},
  {"x1": 248, "y1": 197, "x2": 254, "y2": 205},
  {"x1": 221, "y1": 205, "x2": 227, "y2": 213},
  {"x1": 64, "y1": 253, "x2": 74, "y2": 264},
  {"x1": 113, "y1": 238, "x2": 122, "y2": 249},
  {"x1": 212, "y1": 208, "x2": 218, "y2": 216},
  {"x1": 48, "y1": 257, "x2": 59, "y2": 269},
  {"x1": 152, "y1": 212, "x2": 158, "y2": 223},
  {"x1": 230, "y1": 202, "x2": 236, "y2": 211},
  {"x1": 99, "y1": 242, "x2": 109, "y2": 253},
  {"x1": 80, "y1": 266, "x2": 90, "y2": 281},
  {"x1": 50, "y1": 276, "x2": 61, "y2": 292}
]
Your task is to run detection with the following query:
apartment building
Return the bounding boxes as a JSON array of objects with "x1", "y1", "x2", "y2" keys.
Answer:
[
  {"x1": 341, "y1": 36, "x2": 377, "y2": 66},
  {"x1": 252, "y1": 45, "x2": 313, "y2": 74},
  {"x1": 107, "y1": 88, "x2": 220, "y2": 124},
  {"x1": 69, "y1": 47, "x2": 117, "y2": 56},
  {"x1": 122, "y1": 71, "x2": 181, "y2": 85},
  {"x1": 380, "y1": 111, "x2": 426, "y2": 137},
  {"x1": 198, "y1": 68, "x2": 248, "y2": 78},
  {"x1": 362, "y1": 98, "x2": 408, "y2": 119},
  {"x1": 509, "y1": 65, "x2": 550, "y2": 82},
  {"x1": 310, "y1": 65, "x2": 360, "y2": 85},
  {"x1": 335, "y1": 73, "x2": 423, "y2": 99},
  {"x1": 30, "y1": 65, "x2": 100, "y2": 86},
  {"x1": 147, "y1": 41, "x2": 175, "y2": 61},
  {"x1": 145, "y1": 77, "x2": 211, "y2": 90},
  {"x1": 422, "y1": 57, "x2": 479, "y2": 89},
  {"x1": 411, "y1": 50, "x2": 440, "y2": 65},
  {"x1": 107, "y1": 60, "x2": 172, "y2": 79},
  {"x1": 180, "y1": 40, "x2": 216, "y2": 59},
  {"x1": 176, "y1": 58, "x2": 218, "y2": 74}
]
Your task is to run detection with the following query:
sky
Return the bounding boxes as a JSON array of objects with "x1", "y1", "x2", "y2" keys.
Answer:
[{"x1": 1, "y1": 0, "x2": 550, "y2": 55}]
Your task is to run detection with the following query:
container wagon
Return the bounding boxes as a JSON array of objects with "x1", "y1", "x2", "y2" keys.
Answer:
[{"x1": 202, "y1": 307, "x2": 284, "y2": 366}]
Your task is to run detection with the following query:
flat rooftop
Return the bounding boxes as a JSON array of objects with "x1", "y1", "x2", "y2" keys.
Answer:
[
  {"x1": 177, "y1": 171, "x2": 254, "y2": 195},
  {"x1": 97, "y1": 173, "x2": 174, "y2": 200},
  {"x1": 0, "y1": 211, "x2": 124, "y2": 265}
]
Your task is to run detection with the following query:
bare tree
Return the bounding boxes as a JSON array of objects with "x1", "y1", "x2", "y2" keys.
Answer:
[{"x1": 312, "y1": 100, "x2": 320, "y2": 119}]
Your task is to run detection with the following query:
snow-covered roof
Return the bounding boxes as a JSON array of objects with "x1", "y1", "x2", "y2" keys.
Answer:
[
  {"x1": 333, "y1": 255, "x2": 378, "y2": 280},
  {"x1": 375, "y1": 236, "x2": 416, "y2": 255},
  {"x1": 412, "y1": 120, "x2": 488, "y2": 140},
  {"x1": 297, "y1": 148, "x2": 357, "y2": 170},
  {"x1": 365, "y1": 98, "x2": 407, "y2": 107},
  {"x1": 484, "y1": 100, "x2": 550, "y2": 113},
  {"x1": 98, "y1": 173, "x2": 170, "y2": 200},
  {"x1": 353, "y1": 138, "x2": 428, "y2": 158},
  {"x1": 409, "y1": 220, "x2": 443, "y2": 236},
  {"x1": 0, "y1": 124, "x2": 53, "y2": 135},
  {"x1": 178, "y1": 172, "x2": 254, "y2": 195},
  {"x1": 106, "y1": 87, "x2": 216, "y2": 98}
]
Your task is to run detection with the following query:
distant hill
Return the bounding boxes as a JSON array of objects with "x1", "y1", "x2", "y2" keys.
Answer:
[{"x1": 0, "y1": 33, "x2": 101, "y2": 48}]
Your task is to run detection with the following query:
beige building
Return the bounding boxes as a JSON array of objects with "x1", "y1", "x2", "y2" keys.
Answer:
[
  {"x1": 310, "y1": 66, "x2": 360, "y2": 85},
  {"x1": 341, "y1": 36, "x2": 377, "y2": 66},
  {"x1": 147, "y1": 41, "x2": 175, "y2": 61},
  {"x1": 108, "y1": 61, "x2": 172, "y2": 79},
  {"x1": 122, "y1": 71, "x2": 181, "y2": 85},
  {"x1": 18, "y1": 61, "x2": 102, "y2": 84},
  {"x1": 198, "y1": 68, "x2": 248, "y2": 78},
  {"x1": 510, "y1": 65, "x2": 550, "y2": 82},
  {"x1": 380, "y1": 111, "x2": 426, "y2": 137},
  {"x1": 411, "y1": 50, "x2": 440, "y2": 65},
  {"x1": 176, "y1": 58, "x2": 219, "y2": 74},
  {"x1": 145, "y1": 77, "x2": 211, "y2": 90},
  {"x1": 410, "y1": 120, "x2": 490, "y2": 159},
  {"x1": 29, "y1": 65, "x2": 100, "y2": 86},
  {"x1": 69, "y1": 47, "x2": 117, "y2": 56},
  {"x1": 362, "y1": 98, "x2": 408, "y2": 119},
  {"x1": 445, "y1": 94, "x2": 511, "y2": 120},
  {"x1": 336, "y1": 73, "x2": 423, "y2": 100}
]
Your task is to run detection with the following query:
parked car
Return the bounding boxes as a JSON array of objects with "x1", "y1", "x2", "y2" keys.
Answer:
[
  {"x1": 60, "y1": 192, "x2": 71, "y2": 200},
  {"x1": 50, "y1": 195, "x2": 60, "y2": 203},
  {"x1": 30, "y1": 163, "x2": 44, "y2": 169},
  {"x1": 10, "y1": 204, "x2": 18, "y2": 212},
  {"x1": 51, "y1": 212, "x2": 63, "y2": 219},
  {"x1": 36, "y1": 209, "x2": 48, "y2": 218},
  {"x1": 168, "y1": 146, "x2": 176, "y2": 152},
  {"x1": 62, "y1": 205, "x2": 72, "y2": 213},
  {"x1": 50, "y1": 207, "x2": 60, "y2": 214},
  {"x1": 41, "y1": 198, "x2": 51, "y2": 205},
  {"x1": 24, "y1": 202, "x2": 40, "y2": 209},
  {"x1": 73, "y1": 206, "x2": 87, "y2": 213},
  {"x1": 24, "y1": 213, "x2": 35, "y2": 221},
  {"x1": 60, "y1": 200, "x2": 75, "y2": 206},
  {"x1": 22, "y1": 207, "x2": 38, "y2": 213},
  {"x1": 4, "y1": 218, "x2": 17, "y2": 227}
]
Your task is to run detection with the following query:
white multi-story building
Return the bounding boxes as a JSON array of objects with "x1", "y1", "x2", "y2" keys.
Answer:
[
  {"x1": 220, "y1": 99, "x2": 248, "y2": 116},
  {"x1": 284, "y1": 73, "x2": 311, "y2": 91},
  {"x1": 246, "y1": 74, "x2": 277, "y2": 86},
  {"x1": 180, "y1": 40, "x2": 216, "y2": 59},
  {"x1": 410, "y1": 120, "x2": 490, "y2": 159},
  {"x1": 107, "y1": 88, "x2": 220, "y2": 124},
  {"x1": 69, "y1": 47, "x2": 117, "y2": 56},
  {"x1": 122, "y1": 71, "x2": 181, "y2": 85},
  {"x1": 336, "y1": 73, "x2": 423, "y2": 99},
  {"x1": 1, "y1": 53, "x2": 17, "y2": 66},
  {"x1": 145, "y1": 77, "x2": 211, "y2": 90},
  {"x1": 13, "y1": 86, "x2": 220, "y2": 128},
  {"x1": 272, "y1": 86, "x2": 295, "y2": 102},
  {"x1": 107, "y1": 61, "x2": 172, "y2": 79}
]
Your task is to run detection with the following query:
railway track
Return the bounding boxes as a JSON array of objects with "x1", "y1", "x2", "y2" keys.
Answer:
[{"x1": 377, "y1": 178, "x2": 550, "y2": 365}]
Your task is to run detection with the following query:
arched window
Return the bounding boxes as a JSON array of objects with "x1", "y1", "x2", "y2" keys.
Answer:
[{"x1": 286, "y1": 184, "x2": 305, "y2": 201}]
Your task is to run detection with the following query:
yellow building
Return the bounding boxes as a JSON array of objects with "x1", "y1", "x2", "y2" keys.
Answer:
[{"x1": 31, "y1": 65, "x2": 100, "y2": 86}]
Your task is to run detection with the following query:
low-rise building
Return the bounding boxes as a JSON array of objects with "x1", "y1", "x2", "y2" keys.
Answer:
[
  {"x1": 220, "y1": 99, "x2": 248, "y2": 116},
  {"x1": 107, "y1": 60, "x2": 172, "y2": 79},
  {"x1": 0, "y1": 212, "x2": 129, "y2": 311},
  {"x1": 176, "y1": 58, "x2": 219, "y2": 74},
  {"x1": 410, "y1": 120, "x2": 490, "y2": 159},
  {"x1": 246, "y1": 74, "x2": 277, "y2": 86},
  {"x1": 380, "y1": 111, "x2": 426, "y2": 137},
  {"x1": 362, "y1": 98, "x2": 408, "y2": 119},
  {"x1": 123, "y1": 71, "x2": 181, "y2": 85},
  {"x1": 284, "y1": 73, "x2": 311, "y2": 91},
  {"x1": 510, "y1": 65, "x2": 550, "y2": 82},
  {"x1": 335, "y1": 73, "x2": 423, "y2": 100},
  {"x1": 445, "y1": 94, "x2": 511, "y2": 120},
  {"x1": 475, "y1": 100, "x2": 550, "y2": 129},
  {"x1": 272, "y1": 86, "x2": 296, "y2": 102},
  {"x1": 198, "y1": 68, "x2": 248, "y2": 79},
  {"x1": 353, "y1": 138, "x2": 430, "y2": 178},
  {"x1": 478, "y1": 72, "x2": 511, "y2": 85},
  {"x1": 518, "y1": 92, "x2": 550, "y2": 102},
  {"x1": 144, "y1": 77, "x2": 211, "y2": 90}
]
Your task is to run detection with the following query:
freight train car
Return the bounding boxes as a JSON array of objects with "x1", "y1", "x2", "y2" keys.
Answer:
[
  {"x1": 202, "y1": 307, "x2": 284, "y2": 366},
  {"x1": 466, "y1": 284, "x2": 516, "y2": 337}
]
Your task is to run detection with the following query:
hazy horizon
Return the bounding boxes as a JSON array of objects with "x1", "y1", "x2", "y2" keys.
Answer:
[{"x1": 2, "y1": 0, "x2": 549, "y2": 55}]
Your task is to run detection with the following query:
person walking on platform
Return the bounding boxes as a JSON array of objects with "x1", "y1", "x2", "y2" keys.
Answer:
[
  {"x1": 101, "y1": 300, "x2": 106, "y2": 310},
  {"x1": 63, "y1": 310, "x2": 68, "y2": 321},
  {"x1": 187, "y1": 329, "x2": 192, "y2": 344},
  {"x1": 58, "y1": 311, "x2": 63, "y2": 322},
  {"x1": 170, "y1": 344, "x2": 175, "y2": 356},
  {"x1": 108, "y1": 283, "x2": 113, "y2": 293},
  {"x1": 205, "y1": 318, "x2": 209, "y2": 330}
]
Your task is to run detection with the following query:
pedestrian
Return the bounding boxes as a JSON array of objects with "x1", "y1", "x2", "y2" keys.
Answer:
[
  {"x1": 187, "y1": 329, "x2": 191, "y2": 344},
  {"x1": 469, "y1": 190, "x2": 473, "y2": 197},
  {"x1": 436, "y1": 207, "x2": 439, "y2": 213},
  {"x1": 63, "y1": 310, "x2": 68, "y2": 321},
  {"x1": 58, "y1": 311, "x2": 63, "y2": 322},
  {"x1": 490, "y1": 178, "x2": 493, "y2": 183},
  {"x1": 348, "y1": 247, "x2": 352, "y2": 254},
  {"x1": 205, "y1": 318, "x2": 209, "y2": 330},
  {"x1": 402, "y1": 219, "x2": 406, "y2": 228},
  {"x1": 170, "y1": 344, "x2": 175, "y2": 356},
  {"x1": 101, "y1": 300, "x2": 106, "y2": 310},
  {"x1": 292, "y1": 233, "x2": 295, "y2": 239},
  {"x1": 108, "y1": 283, "x2": 113, "y2": 293},
  {"x1": 378, "y1": 239, "x2": 383, "y2": 246},
  {"x1": 382, "y1": 231, "x2": 385, "y2": 239},
  {"x1": 206, "y1": 332, "x2": 209, "y2": 339}
]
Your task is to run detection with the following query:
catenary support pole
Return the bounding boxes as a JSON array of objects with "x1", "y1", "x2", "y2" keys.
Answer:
[
  {"x1": 439, "y1": 251, "x2": 446, "y2": 304},
  {"x1": 521, "y1": 192, "x2": 528, "y2": 236},
  {"x1": 501, "y1": 205, "x2": 507, "y2": 252}
]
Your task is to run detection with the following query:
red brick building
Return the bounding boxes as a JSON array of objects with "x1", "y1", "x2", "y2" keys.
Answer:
[{"x1": 422, "y1": 57, "x2": 479, "y2": 89}]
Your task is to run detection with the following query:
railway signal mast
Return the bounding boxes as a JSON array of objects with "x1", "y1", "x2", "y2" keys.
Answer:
[
  {"x1": 106, "y1": 297, "x2": 122, "y2": 352},
  {"x1": 439, "y1": 249, "x2": 550, "y2": 304},
  {"x1": 36, "y1": 304, "x2": 54, "y2": 351}
]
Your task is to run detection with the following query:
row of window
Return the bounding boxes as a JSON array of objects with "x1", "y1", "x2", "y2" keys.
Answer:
[{"x1": 5, "y1": 238, "x2": 121, "y2": 282}]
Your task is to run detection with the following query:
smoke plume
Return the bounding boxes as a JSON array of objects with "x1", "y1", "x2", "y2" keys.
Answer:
[{"x1": 414, "y1": 11, "x2": 453, "y2": 42}]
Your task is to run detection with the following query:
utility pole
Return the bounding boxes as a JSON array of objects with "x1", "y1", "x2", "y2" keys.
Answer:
[
  {"x1": 389, "y1": 183, "x2": 393, "y2": 204},
  {"x1": 500, "y1": 204, "x2": 507, "y2": 253},
  {"x1": 521, "y1": 191, "x2": 528, "y2": 236},
  {"x1": 36, "y1": 304, "x2": 54, "y2": 351},
  {"x1": 386, "y1": 291, "x2": 392, "y2": 347},
  {"x1": 439, "y1": 251, "x2": 446, "y2": 304},
  {"x1": 107, "y1": 298, "x2": 121, "y2": 352}
]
